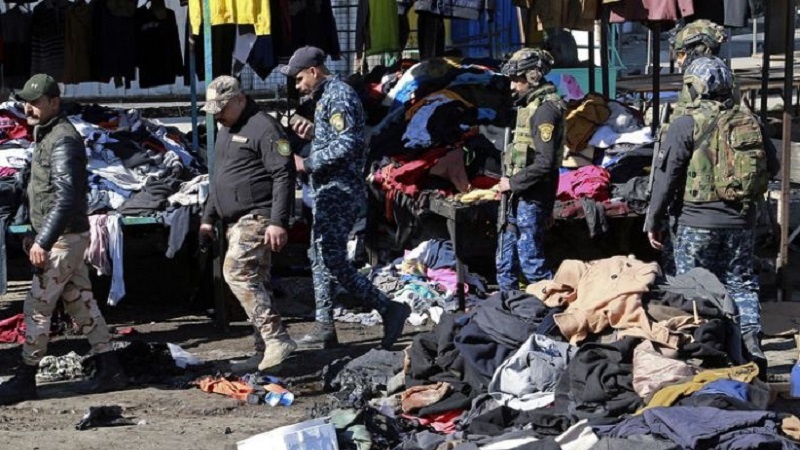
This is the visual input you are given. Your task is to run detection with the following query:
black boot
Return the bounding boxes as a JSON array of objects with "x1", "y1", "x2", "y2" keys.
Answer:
[
  {"x1": 380, "y1": 301, "x2": 411, "y2": 350},
  {"x1": 297, "y1": 322, "x2": 339, "y2": 349},
  {"x1": 0, "y1": 363, "x2": 38, "y2": 405},
  {"x1": 82, "y1": 352, "x2": 129, "y2": 394}
]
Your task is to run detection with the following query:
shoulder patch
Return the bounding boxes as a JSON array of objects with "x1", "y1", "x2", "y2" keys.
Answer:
[
  {"x1": 538, "y1": 124, "x2": 554, "y2": 143},
  {"x1": 330, "y1": 113, "x2": 346, "y2": 133},
  {"x1": 275, "y1": 139, "x2": 292, "y2": 157}
]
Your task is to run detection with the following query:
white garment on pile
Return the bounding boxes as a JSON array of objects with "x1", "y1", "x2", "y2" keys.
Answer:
[
  {"x1": 88, "y1": 159, "x2": 144, "y2": 191},
  {"x1": 0, "y1": 101, "x2": 26, "y2": 119},
  {"x1": 86, "y1": 215, "x2": 111, "y2": 275},
  {"x1": 588, "y1": 125, "x2": 653, "y2": 149},
  {"x1": 106, "y1": 215, "x2": 126, "y2": 306},
  {"x1": 153, "y1": 127, "x2": 194, "y2": 167},
  {"x1": 168, "y1": 174, "x2": 209, "y2": 206},
  {"x1": 606, "y1": 102, "x2": 640, "y2": 133},
  {"x1": 68, "y1": 116, "x2": 106, "y2": 138},
  {"x1": 0, "y1": 146, "x2": 32, "y2": 169}
]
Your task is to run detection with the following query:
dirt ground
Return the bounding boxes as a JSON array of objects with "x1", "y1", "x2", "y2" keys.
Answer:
[{"x1": 0, "y1": 246, "x2": 428, "y2": 450}]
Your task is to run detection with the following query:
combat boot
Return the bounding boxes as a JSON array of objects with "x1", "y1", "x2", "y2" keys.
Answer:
[
  {"x1": 231, "y1": 328, "x2": 267, "y2": 373},
  {"x1": 380, "y1": 301, "x2": 411, "y2": 350},
  {"x1": 0, "y1": 363, "x2": 38, "y2": 405},
  {"x1": 258, "y1": 335, "x2": 297, "y2": 371},
  {"x1": 82, "y1": 352, "x2": 129, "y2": 394},
  {"x1": 296, "y1": 322, "x2": 339, "y2": 349}
]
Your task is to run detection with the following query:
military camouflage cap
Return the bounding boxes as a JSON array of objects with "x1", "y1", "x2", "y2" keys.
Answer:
[
  {"x1": 201, "y1": 75, "x2": 242, "y2": 114},
  {"x1": 683, "y1": 56, "x2": 734, "y2": 97},
  {"x1": 671, "y1": 19, "x2": 727, "y2": 53},
  {"x1": 502, "y1": 48, "x2": 554, "y2": 77}
]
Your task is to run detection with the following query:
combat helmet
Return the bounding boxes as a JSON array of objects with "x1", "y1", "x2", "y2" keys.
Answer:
[
  {"x1": 683, "y1": 56, "x2": 734, "y2": 99},
  {"x1": 502, "y1": 48, "x2": 554, "y2": 84}
]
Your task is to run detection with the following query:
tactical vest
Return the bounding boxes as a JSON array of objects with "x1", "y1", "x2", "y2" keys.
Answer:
[
  {"x1": 683, "y1": 100, "x2": 768, "y2": 206},
  {"x1": 505, "y1": 84, "x2": 565, "y2": 177}
]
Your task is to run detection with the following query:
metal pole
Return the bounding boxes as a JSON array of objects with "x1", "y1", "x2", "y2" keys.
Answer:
[
  {"x1": 761, "y1": 2, "x2": 771, "y2": 123},
  {"x1": 202, "y1": 0, "x2": 227, "y2": 329},
  {"x1": 600, "y1": 9, "x2": 610, "y2": 96},
  {"x1": 645, "y1": 28, "x2": 652, "y2": 75},
  {"x1": 588, "y1": 26, "x2": 596, "y2": 93},
  {"x1": 652, "y1": 22, "x2": 661, "y2": 136},
  {"x1": 189, "y1": 36, "x2": 199, "y2": 152},
  {"x1": 778, "y1": 0, "x2": 795, "y2": 301},
  {"x1": 752, "y1": 17, "x2": 758, "y2": 57}
]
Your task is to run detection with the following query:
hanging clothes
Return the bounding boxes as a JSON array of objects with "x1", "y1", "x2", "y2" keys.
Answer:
[
  {"x1": 188, "y1": 0, "x2": 272, "y2": 36},
  {"x1": 184, "y1": 19, "x2": 237, "y2": 82},
  {"x1": 91, "y1": 0, "x2": 137, "y2": 84},
  {"x1": 1, "y1": 6, "x2": 32, "y2": 88},
  {"x1": 135, "y1": 3, "x2": 184, "y2": 88},
  {"x1": 30, "y1": 0, "x2": 70, "y2": 81},
  {"x1": 417, "y1": 11, "x2": 445, "y2": 59},
  {"x1": 356, "y1": 0, "x2": 402, "y2": 57},
  {"x1": 63, "y1": 0, "x2": 93, "y2": 84},
  {"x1": 608, "y1": 0, "x2": 694, "y2": 23},
  {"x1": 289, "y1": 0, "x2": 342, "y2": 59}
]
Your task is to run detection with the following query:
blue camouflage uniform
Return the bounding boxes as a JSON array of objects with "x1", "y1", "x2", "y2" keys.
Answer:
[{"x1": 305, "y1": 76, "x2": 391, "y2": 323}]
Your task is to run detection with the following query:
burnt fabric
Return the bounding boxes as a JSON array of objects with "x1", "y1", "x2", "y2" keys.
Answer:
[
  {"x1": 554, "y1": 337, "x2": 642, "y2": 420},
  {"x1": 328, "y1": 349, "x2": 405, "y2": 408}
]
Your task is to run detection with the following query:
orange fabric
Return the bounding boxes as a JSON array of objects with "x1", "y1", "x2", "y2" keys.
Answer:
[{"x1": 197, "y1": 376, "x2": 254, "y2": 402}]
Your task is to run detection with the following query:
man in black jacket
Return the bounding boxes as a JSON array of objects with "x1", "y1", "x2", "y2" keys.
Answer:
[
  {"x1": 0, "y1": 74, "x2": 128, "y2": 405},
  {"x1": 199, "y1": 76, "x2": 297, "y2": 372}
]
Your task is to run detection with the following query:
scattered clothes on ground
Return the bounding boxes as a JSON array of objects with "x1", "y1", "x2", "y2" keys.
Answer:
[
  {"x1": 0, "y1": 312, "x2": 25, "y2": 343},
  {"x1": 37, "y1": 351, "x2": 86, "y2": 383},
  {"x1": 196, "y1": 376, "x2": 254, "y2": 402},
  {"x1": 75, "y1": 405, "x2": 137, "y2": 430},
  {"x1": 593, "y1": 407, "x2": 800, "y2": 450},
  {"x1": 327, "y1": 349, "x2": 406, "y2": 409}
]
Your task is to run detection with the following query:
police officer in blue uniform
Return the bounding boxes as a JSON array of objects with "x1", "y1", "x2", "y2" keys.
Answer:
[{"x1": 281, "y1": 46, "x2": 410, "y2": 350}]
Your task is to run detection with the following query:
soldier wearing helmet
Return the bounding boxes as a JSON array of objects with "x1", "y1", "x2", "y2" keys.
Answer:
[
  {"x1": 670, "y1": 19, "x2": 727, "y2": 71},
  {"x1": 645, "y1": 57, "x2": 779, "y2": 379},
  {"x1": 495, "y1": 48, "x2": 566, "y2": 290}
]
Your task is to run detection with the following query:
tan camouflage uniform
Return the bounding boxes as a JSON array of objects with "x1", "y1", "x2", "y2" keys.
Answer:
[{"x1": 23, "y1": 232, "x2": 111, "y2": 366}]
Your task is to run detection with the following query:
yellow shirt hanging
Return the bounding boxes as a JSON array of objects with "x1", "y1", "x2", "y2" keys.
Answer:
[{"x1": 189, "y1": 0, "x2": 272, "y2": 36}]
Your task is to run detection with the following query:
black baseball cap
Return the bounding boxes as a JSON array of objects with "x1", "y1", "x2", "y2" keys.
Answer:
[
  {"x1": 15, "y1": 73, "x2": 60, "y2": 102},
  {"x1": 279, "y1": 46, "x2": 327, "y2": 77}
]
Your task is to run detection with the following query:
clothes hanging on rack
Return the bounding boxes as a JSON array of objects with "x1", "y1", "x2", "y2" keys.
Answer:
[
  {"x1": 30, "y1": 0, "x2": 70, "y2": 81},
  {"x1": 63, "y1": 0, "x2": 93, "y2": 84},
  {"x1": 607, "y1": 0, "x2": 694, "y2": 23},
  {"x1": 288, "y1": 0, "x2": 341, "y2": 59},
  {"x1": 91, "y1": 0, "x2": 137, "y2": 85},
  {"x1": 135, "y1": 3, "x2": 184, "y2": 88},
  {"x1": 188, "y1": 0, "x2": 272, "y2": 36},
  {"x1": 184, "y1": 19, "x2": 236, "y2": 83},
  {"x1": 356, "y1": 0, "x2": 402, "y2": 58},
  {"x1": 0, "y1": 6, "x2": 32, "y2": 88}
]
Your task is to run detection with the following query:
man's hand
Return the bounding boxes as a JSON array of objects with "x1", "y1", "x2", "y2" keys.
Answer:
[
  {"x1": 647, "y1": 231, "x2": 664, "y2": 250},
  {"x1": 199, "y1": 223, "x2": 216, "y2": 242},
  {"x1": 22, "y1": 236, "x2": 34, "y2": 255},
  {"x1": 291, "y1": 116, "x2": 315, "y2": 140},
  {"x1": 497, "y1": 177, "x2": 511, "y2": 193},
  {"x1": 264, "y1": 225, "x2": 288, "y2": 252},
  {"x1": 294, "y1": 154, "x2": 306, "y2": 173},
  {"x1": 29, "y1": 243, "x2": 48, "y2": 269}
]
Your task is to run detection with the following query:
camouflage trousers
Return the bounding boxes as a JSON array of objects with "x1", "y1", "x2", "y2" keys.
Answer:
[
  {"x1": 23, "y1": 233, "x2": 111, "y2": 366},
  {"x1": 658, "y1": 225, "x2": 677, "y2": 277},
  {"x1": 224, "y1": 214, "x2": 287, "y2": 345},
  {"x1": 309, "y1": 186, "x2": 389, "y2": 323},
  {"x1": 496, "y1": 199, "x2": 551, "y2": 291},
  {"x1": 674, "y1": 225, "x2": 761, "y2": 338}
]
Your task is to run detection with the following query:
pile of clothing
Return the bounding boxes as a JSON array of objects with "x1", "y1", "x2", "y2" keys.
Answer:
[
  {"x1": 335, "y1": 239, "x2": 487, "y2": 328},
  {"x1": 310, "y1": 255, "x2": 800, "y2": 450},
  {"x1": 0, "y1": 101, "x2": 209, "y2": 303},
  {"x1": 364, "y1": 58, "x2": 510, "y2": 207}
]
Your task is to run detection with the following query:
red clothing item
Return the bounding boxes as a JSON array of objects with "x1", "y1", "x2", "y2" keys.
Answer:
[
  {"x1": 0, "y1": 313, "x2": 26, "y2": 344},
  {"x1": 557, "y1": 165, "x2": 611, "y2": 201},
  {"x1": 609, "y1": 0, "x2": 694, "y2": 23},
  {"x1": 0, "y1": 111, "x2": 31, "y2": 142},
  {"x1": 402, "y1": 409, "x2": 463, "y2": 434}
]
